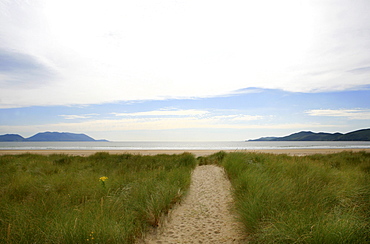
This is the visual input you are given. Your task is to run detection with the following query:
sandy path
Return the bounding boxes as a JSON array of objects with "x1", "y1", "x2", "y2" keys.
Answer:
[{"x1": 140, "y1": 165, "x2": 247, "y2": 243}]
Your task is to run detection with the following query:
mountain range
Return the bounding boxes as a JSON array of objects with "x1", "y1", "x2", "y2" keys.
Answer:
[
  {"x1": 0, "y1": 132, "x2": 107, "y2": 142},
  {"x1": 249, "y1": 128, "x2": 370, "y2": 141}
]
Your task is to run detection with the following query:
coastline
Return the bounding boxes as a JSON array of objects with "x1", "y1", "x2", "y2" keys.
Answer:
[{"x1": 0, "y1": 148, "x2": 370, "y2": 157}]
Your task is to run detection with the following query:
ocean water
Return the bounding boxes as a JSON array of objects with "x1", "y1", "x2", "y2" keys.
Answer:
[{"x1": 1, "y1": 141, "x2": 370, "y2": 150}]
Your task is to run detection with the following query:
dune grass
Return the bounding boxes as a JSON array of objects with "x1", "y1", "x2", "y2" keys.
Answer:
[
  {"x1": 219, "y1": 151, "x2": 370, "y2": 243},
  {"x1": 2, "y1": 150, "x2": 369, "y2": 243},
  {"x1": 0, "y1": 152, "x2": 196, "y2": 243}
]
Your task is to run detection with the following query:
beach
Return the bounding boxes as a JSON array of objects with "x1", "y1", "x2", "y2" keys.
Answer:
[{"x1": 1, "y1": 148, "x2": 370, "y2": 157}]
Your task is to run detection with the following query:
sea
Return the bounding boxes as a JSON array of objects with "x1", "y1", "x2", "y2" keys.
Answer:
[{"x1": 1, "y1": 141, "x2": 370, "y2": 151}]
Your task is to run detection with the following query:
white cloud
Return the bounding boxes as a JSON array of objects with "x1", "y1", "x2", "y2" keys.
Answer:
[
  {"x1": 0, "y1": 115, "x2": 335, "y2": 135},
  {"x1": 59, "y1": 114, "x2": 99, "y2": 120},
  {"x1": 1, "y1": 0, "x2": 370, "y2": 108},
  {"x1": 212, "y1": 115, "x2": 264, "y2": 121},
  {"x1": 110, "y1": 109, "x2": 265, "y2": 124},
  {"x1": 231, "y1": 115, "x2": 264, "y2": 121},
  {"x1": 112, "y1": 109, "x2": 209, "y2": 117},
  {"x1": 306, "y1": 109, "x2": 370, "y2": 120}
]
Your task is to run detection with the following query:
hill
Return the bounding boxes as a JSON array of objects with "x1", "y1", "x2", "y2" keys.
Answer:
[
  {"x1": 0, "y1": 132, "x2": 107, "y2": 142},
  {"x1": 0, "y1": 134, "x2": 26, "y2": 141},
  {"x1": 249, "y1": 128, "x2": 370, "y2": 141},
  {"x1": 27, "y1": 132, "x2": 97, "y2": 141}
]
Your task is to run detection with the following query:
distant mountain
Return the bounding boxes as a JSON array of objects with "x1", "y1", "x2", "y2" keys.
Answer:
[
  {"x1": 27, "y1": 132, "x2": 97, "y2": 141},
  {"x1": 0, "y1": 134, "x2": 26, "y2": 141},
  {"x1": 249, "y1": 128, "x2": 370, "y2": 141},
  {"x1": 251, "y1": 136, "x2": 279, "y2": 141},
  {"x1": 0, "y1": 132, "x2": 108, "y2": 142}
]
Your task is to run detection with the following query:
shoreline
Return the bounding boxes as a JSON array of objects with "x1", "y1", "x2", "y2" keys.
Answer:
[{"x1": 0, "y1": 148, "x2": 370, "y2": 157}]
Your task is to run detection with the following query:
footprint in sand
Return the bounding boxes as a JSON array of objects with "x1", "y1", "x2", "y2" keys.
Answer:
[{"x1": 140, "y1": 165, "x2": 247, "y2": 244}]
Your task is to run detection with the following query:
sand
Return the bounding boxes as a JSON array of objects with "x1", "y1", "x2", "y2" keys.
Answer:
[
  {"x1": 0, "y1": 148, "x2": 369, "y2": 157},
  {"x1": 139, "y1": 165, "x2": 248, "y2": 244}
]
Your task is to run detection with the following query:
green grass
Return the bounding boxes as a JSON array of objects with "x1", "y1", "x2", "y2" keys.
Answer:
[
  {"x1": 197, "y1": 150, "x2": 227, "y2": 166},
  {"x1": 0, "y1": 152, "x2": 196, "y2": 243},
  {"x1": 220, "y1": 151, "x2": 370, "y2": 243},
  {"x1": 2, "y1": 151, "x2": 369, "y2": 243}
]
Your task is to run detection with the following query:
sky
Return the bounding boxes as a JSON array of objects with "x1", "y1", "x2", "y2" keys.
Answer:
[{"x1": 0, "y1": 0, "x2": 370, "y2": 141}]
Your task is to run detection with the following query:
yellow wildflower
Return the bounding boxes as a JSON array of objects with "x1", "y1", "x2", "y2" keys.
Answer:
[{"x1": 99, "y1": 176, "x2": 108, "y2": 182}]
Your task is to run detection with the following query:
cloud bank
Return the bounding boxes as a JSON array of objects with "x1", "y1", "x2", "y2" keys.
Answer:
[
  {"x1": 1, "y1": 0, "x2": 370, "y2": 108},
  {"x1": 307, "y1": 109, "x2": 370, "y2": 120}
]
